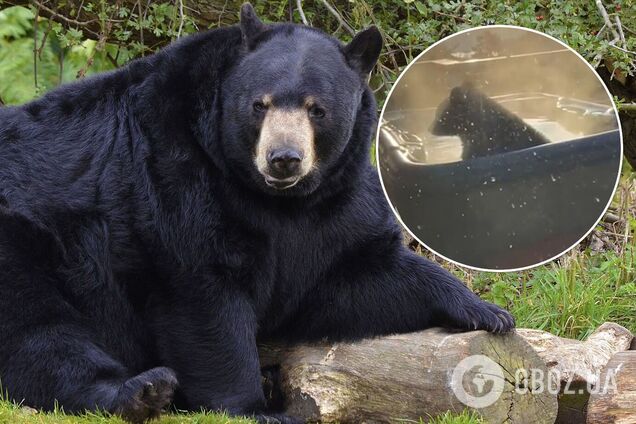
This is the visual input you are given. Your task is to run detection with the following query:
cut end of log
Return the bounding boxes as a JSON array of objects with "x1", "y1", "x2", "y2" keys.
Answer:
[
  {"x1": 461, "y1": 331, "x2": 559, "y2": 424},
  {"x1": 517, "y1": 322, "x2": 633, "y2": 386}
]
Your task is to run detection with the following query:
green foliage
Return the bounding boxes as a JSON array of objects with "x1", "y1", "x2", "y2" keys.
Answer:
[
  {"x1": 0, "y1": 0, "x2": 200, "y2": 105},
  {"x1": 0, "y1": 3, "x2": 31, "y2": 38},
  {"x1": 473, "y1": 243, "x2": 636, "y2": 340},
  {"x1": 111, "y1": 2, "x2": 197, "y2": 55},
  {"x1": 360, "y1": 0, "x2": 634, "y2": 104},
  {"x1": 1, "y1": 1, "x2": 634, "y2": 106},
  {"x1": 0, "y1": 6, "x2": 116, "y2": 104}
]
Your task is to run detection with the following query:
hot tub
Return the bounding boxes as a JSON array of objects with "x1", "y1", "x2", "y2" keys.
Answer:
[{"x1": 378, "y1": 93, "x2": 621, "y2": 269}]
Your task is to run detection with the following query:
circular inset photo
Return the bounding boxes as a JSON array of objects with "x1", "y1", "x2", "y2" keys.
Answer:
[{"x1": 377, "y1": 26, "x2": 622, "y2": 271}]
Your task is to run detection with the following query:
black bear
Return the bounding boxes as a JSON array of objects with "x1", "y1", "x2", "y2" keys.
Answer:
[
  {"x1": 0, "y1": 5, "x2": 514, "y2": 423},
  {"x1": 431, "y1": 84, "x2": 550, "y2": 160}
]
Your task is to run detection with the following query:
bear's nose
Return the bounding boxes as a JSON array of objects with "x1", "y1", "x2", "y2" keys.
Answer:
[{"x1": 267, "y1": 148, "x2": 302, "y2": 178}]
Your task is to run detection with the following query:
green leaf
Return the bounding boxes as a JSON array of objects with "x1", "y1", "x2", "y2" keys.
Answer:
[{"x1": 414, "y1": 1, "x2": 428, "y2": 16}]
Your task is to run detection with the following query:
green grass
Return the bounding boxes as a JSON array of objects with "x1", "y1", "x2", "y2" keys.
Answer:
[
  {"x1": 0, "y1": 400, "x2": 256, "y2": 424},
  {"x1": 0, "y1": 401, "x2": 487, "y2": 424},
  {"x1": 425, "y1": 411, "x2": 484, "y2": 424},
  {"x1": 473, "y1": 248, "x2": 636, "y2": 340}
]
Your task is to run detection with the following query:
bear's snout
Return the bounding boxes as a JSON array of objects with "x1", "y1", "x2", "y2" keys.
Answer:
[
  {"x1": 254, "y1": 106, "x2": 316, "y2": 190},
  {"x1": 267, "y1": 147, "x2": 303, "y2": 179}
]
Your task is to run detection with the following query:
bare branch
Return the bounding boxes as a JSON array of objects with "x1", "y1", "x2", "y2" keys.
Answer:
[
  {"x1": 137, "y1": 0, "x2": 145, "y2": 54},
  {"x1": 316, "y1": 0, "x2": 354, "y2": 35},
  {"x1": 76, "y1": 0, "x2": 121, "y2": 78},
  {"x1": 37, "y1": 10, "x2": 55, "y2": 59},
  {"x1": 614, "y1": 15, "x2": 626, "y2": 47},
  {"x1": 177, "y1": 0, "x2": 185, "y2": 38},
  {"x1": 31, "y1": 1, "x2": 101, "y2": 38},
  {"x1": 33, "y1": 3, "x2": 39, "y2": 89},
  {"x1": 619, "y1": 103, "x2": 636, "y2": 112},
  {"x1": 596, "y1": 23, "x2": 607, "y2": 38},
  {"x1": 595, "y1": 0, "x2": 620, "y2": 40},
  {"x1": 296, "y1": 0, "x2": 308, "y2": 26},
  {"x1": 3, "y1": 0, "x2": 240, "y2": 49},
  {"x1": 58, "y1": 48, "x2": 64, "y2": 85},
  {"x1": 608, "y1": 38, "x2": 636, "y2": 55}
]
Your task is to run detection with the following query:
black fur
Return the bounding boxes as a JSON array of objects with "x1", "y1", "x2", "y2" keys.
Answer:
[
  {"x1": 431, "y1": 85, "x2": 550, "y2": 160},
  {"x1": 0, "y1": 9, "x2": 514, "y2": 423}
]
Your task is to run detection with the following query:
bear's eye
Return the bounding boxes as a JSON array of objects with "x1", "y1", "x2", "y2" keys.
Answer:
[
  {"x1": 253, "y1": 101, "x2": 267, "y2": 113},
  {"x1": 308, "y1": 105, "x2": 325, "y2": 119}
]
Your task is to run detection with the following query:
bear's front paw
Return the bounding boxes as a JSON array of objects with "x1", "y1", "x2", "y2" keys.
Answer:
[
  {"x1": 446, "y1": 300, "x2": 515, "y2": 334},
  {"x1": 113, "y1": 367, "x2": 178, "y2": 424}
]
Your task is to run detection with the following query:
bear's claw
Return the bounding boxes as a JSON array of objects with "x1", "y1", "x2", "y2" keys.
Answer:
[
  {"x1": 113, "y1": 367, "x2": 178, "y2": 424},
  {"x1": 447, "y1": 300, "x2": 515, "y2": 334}
]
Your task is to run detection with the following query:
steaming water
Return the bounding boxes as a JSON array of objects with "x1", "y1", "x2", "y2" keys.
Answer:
[
  {"x1": 383, "y1": 94, "x2": 617, "y2": 165},
  {"x1": 405, "y1": 118, "x2": 585, "y2": 164}
]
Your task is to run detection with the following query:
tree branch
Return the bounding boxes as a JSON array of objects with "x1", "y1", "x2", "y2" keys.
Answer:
[
  {"x1": 316, "y1": 0, "x2": 354, "y2": 35},
  {"x1": 619, "y1": 103, "x2": 636, "y2": 112},
  {"x1": 595, "y1": 0, "x2": 620, "y2": 41},
  {"x1": 296, "y1": 0, "x2": 308, "y2": 26},
  {"x1": 3, "y1": 0, "x2": 245, "y2": 48}
]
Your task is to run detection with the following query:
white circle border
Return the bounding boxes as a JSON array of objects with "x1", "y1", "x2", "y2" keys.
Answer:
[{"x1": 375, "y1": 24, "x2": 624, "y2": 273}]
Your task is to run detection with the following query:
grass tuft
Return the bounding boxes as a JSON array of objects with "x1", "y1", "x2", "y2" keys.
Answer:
[{"x1": 0, "y1": 400, "x2": 255, "y2": 424}]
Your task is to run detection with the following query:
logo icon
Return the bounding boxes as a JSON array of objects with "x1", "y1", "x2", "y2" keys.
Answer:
[{"x1": 451, "y1": 355, "x2": 505, "y2": 408}]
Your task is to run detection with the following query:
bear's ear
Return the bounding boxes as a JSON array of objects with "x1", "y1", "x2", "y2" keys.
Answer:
[
  {"x1": 240, "y1": 3, "x2": 268, "y2": 49},
  {"x1": 449, "y1": 86, "x2": 465, "y2": 103},
  {"x1": 343, "y1": 26, "x2": 383, "y2": 78}
]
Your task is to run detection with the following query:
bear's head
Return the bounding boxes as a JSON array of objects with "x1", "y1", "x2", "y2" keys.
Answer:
[
  {"x1": 430, "y1": 84, "x2": 483, "y2": 136},
  {"x1": 220, "y1": 4, "x2": 382, "y2": 196}
]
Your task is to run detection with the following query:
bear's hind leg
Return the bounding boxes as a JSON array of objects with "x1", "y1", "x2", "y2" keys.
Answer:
[
  {"x1": 0, "y1": 207, "x2": 176, "y2": 423},
  {"x1": 2, "y1": 327, "x2": 177, "y2": 423}
]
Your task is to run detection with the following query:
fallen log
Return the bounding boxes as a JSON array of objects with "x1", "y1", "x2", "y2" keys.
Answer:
[
  {"x1": 260, "y1": 329, "x2": 559, "y2": 424},
  {"x1": 517, "y1": 322, "x2": 634, "y2": 424},
  {"x1": 259, "y1": 323, "x2": 633, "y2": 423},
  {"x1": 587, "y1": 351, "x2": 636, "y2": 424}
]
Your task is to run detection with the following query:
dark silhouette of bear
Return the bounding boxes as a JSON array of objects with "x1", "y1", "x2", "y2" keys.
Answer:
[
  {"x1": 0, "y1": 5, "x2": 514, "y2": 423},
  {"x1": 431, "y1": 85, "x2": 550, "y2": 160}
]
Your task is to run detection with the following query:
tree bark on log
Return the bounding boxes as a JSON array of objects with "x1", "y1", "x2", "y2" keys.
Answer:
[
  {"x1": 586, "y1": 351, "x2": 636, "y2": 424},
  {"x1": 259, "y1": 323, "x2": 632, "y2": 423},
  {"x1": 260, "y1": 329, "x2": 559, "y2": 424}
]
